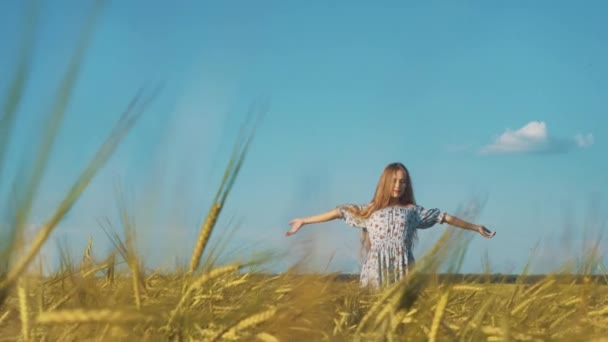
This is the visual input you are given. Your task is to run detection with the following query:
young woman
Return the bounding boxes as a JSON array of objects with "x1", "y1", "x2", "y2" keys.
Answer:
[{"x1": 285, "y1": 162, "x2": 496, "y2": 289}]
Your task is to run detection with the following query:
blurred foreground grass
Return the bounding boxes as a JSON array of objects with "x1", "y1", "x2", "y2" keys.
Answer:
[
  {"x1": 1, "y1": 1, "x2": 607, "y2": 341},
  {"x1": 1, "y1": 266, "x2": 608, "y2": 341}
]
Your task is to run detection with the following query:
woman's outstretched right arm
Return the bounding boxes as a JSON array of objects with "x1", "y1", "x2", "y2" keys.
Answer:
[{"x1": 285, "y1": 208, "x2": 342, "y2": 236}]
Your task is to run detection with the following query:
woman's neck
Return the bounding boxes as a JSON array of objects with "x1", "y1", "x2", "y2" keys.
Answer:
[{"x1": 388, "y1": 198, "x2": 401, "y2": 205}]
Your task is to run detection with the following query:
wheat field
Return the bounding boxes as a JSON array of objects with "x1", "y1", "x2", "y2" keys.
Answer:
[
  {"x1": 2, "y1": 2, "x2": 608, "y2": 341},
  {"x1": 1, "y1": 260, "x2": 608, "y2": 341}
]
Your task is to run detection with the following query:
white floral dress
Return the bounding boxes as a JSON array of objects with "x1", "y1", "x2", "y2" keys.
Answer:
[{"x1": 338, "y1": 204, "x2": 445, "y2": 289}]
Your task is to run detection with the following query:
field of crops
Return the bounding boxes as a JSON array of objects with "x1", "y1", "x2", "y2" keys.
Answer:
[
  {"x1": 2, "y1": 2, "x2": 608, "y2": 341},
  {"x1": 1, "y1": 264, "x2": 608, "y2": 341}
]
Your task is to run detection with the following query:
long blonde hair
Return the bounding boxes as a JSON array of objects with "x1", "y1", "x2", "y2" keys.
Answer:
[{"x1": 343, "y1": 162, "x2": 416, "y2": 258}]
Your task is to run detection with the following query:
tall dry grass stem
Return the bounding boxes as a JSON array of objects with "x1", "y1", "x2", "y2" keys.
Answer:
[{"x1": 188, "y1": 103, "x2": 267, "y2": 273}]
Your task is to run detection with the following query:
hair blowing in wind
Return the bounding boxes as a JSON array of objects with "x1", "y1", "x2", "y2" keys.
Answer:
[{"x1": 341, "y1": 162, "x2": 416, "y2": 258}]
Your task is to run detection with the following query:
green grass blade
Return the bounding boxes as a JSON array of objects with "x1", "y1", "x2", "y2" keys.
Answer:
[
  {"x1": 14, "y1": 0, "x2": 106, "y2": 238},
  {"x1": 0, "y1": 0, "x2": 40, "y2": 286},
  {"x1": 1, "y1": 86, "x2": 159, "y2": 292},
  {"x1": 0, "y1": 1, "x2": 39, "y2": 174}
]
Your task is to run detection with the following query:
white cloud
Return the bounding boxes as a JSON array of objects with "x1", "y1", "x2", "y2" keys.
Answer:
[{"x1": 479, "y1": 121, "x2": 594, "y2": 155}]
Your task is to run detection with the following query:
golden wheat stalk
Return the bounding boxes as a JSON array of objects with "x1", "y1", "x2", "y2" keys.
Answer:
[
  {"x1": 189, "y1": 203, "x2": 222, "y2": 273},
  {"x1": 105, "y1": 253, "x2": 116, "y2": 287},
  {"x1": 459, "y1": 297, "x2": 495, "y2": 338},
  {"x1": 188, "y1": 146, "x2": 241, "y2": 273},
  {"x1": 0, "y1": 4, "x2": 105, "y2": 307},
  {"x1": 36, "y1": 309, "x2": 153, "y2": 324},
  {"x1": 0, "y1": 0, "x2": 38, "y2": 175},
  {"x1": 212, "y1": 306, "x2": 277, "y2": 341},
  {"x1": 131, "y1": 261, "x2": 142, "y2": 310},
  {"x1": 10, "y1": 0, "x2": 105, "y2": 260},
  {"x1": 563, "y1": 296, "x2": 582, "y2": 306},
  {"x1": 589, "y1": 306, "x2": 608, "y2": 316},
  {"x1": 79, "y1": 261, "x2": 110, "y2": 280},
  {"x1": 167, "y1": 264, "x2": 242, "y2": 326},
  {"x1": 41, "y1": 261, "x2": 110, "y2": 298},
  {"x1": 188, "y1": 103, "x2": 265, "y2": 273},
  {"x1": 36, "y1": 278, "x2": 44, "y2": 318},
  {"x1": 256, "y1": 332, "x2": 279, "y2": 342},
  {"x1": 18, "y1": 280, "x2": 31, "y2": 341},
  {"x1": 115, "y1": 184, "x2": 147, "y2": 309},
  {"x1": 1, "y1": 85, "x2": 160, "y2": 294},
  {"x1": 452, "y1": 285, "x2": 485, "y2": 291},
  {"x1": 510, "y1": 280, "x2": 558, "y2": 316},
  {"x1": 549, "y1": 308, "x2": 578, "y2": 330},
  {"x1": 0, "y1": 309, "x2": 10, "y2": 327},
  {"x1": 428, "y1": 290, "x2": 450, "y2": 342},
  {"x1": 374, "y1": 288, "x2": 408, "y2": 327},
  {"x1": 97, "y1": 324, "x2": 111, "y2": 341},
  {"x1": 47, "y1": 286, "x2": 80, "y2": 312},
  {"x1": 356, "y1": 281, "x2": 405, "y2": 333},
  {"x1": 0, "y1": 8, "x2": 40, "y2": 300},
  {"x1": 80, "y1": 236, "x2": 94, "y2": 276},
  {"x1": 58, "y1": 323, "x2": 83, "y2": 340}
]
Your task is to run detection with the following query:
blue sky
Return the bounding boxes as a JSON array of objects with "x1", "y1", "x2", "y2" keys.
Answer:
[{"x1": 1, "y1": 1, "x2": 606, "y2": 275}]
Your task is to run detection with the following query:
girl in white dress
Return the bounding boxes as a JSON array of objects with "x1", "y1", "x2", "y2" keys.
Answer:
[{"x1": 285, "y1": 162, "x2": 496, "y2": 289}]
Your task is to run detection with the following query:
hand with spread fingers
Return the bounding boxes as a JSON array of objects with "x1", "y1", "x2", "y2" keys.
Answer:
[{"x1": 285, "y1": 218, "x2": 305, "y2": 236}]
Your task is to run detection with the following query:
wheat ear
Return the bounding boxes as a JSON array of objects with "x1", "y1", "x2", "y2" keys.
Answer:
[
  {"x1": 189, "y1": 103, "x2": 265, "y2": 272},
  {"x1": 212, "y1": 306, "x2": 277, "y2": 341},
  {"x1": 36, "y1": 309, "x2": 153, "y2": 324}
]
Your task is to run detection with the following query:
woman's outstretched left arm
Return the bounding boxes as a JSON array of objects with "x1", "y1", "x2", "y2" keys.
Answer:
[{"x1": 443, "y1": 214, "x2": 496, "y2": 238}]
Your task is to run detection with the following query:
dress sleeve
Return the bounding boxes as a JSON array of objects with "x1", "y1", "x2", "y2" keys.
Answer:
[
  {"x1": 415, "y1": 205, "x2": 445, "y2": 229},
  {"x1": 336, "y1": 204, "x2": 367, "y2": 229}
]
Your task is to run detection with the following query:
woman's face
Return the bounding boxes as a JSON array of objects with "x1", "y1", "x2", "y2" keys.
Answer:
[{"x1": 390, "y1": 169, "x2": 407, "y2": 199}]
